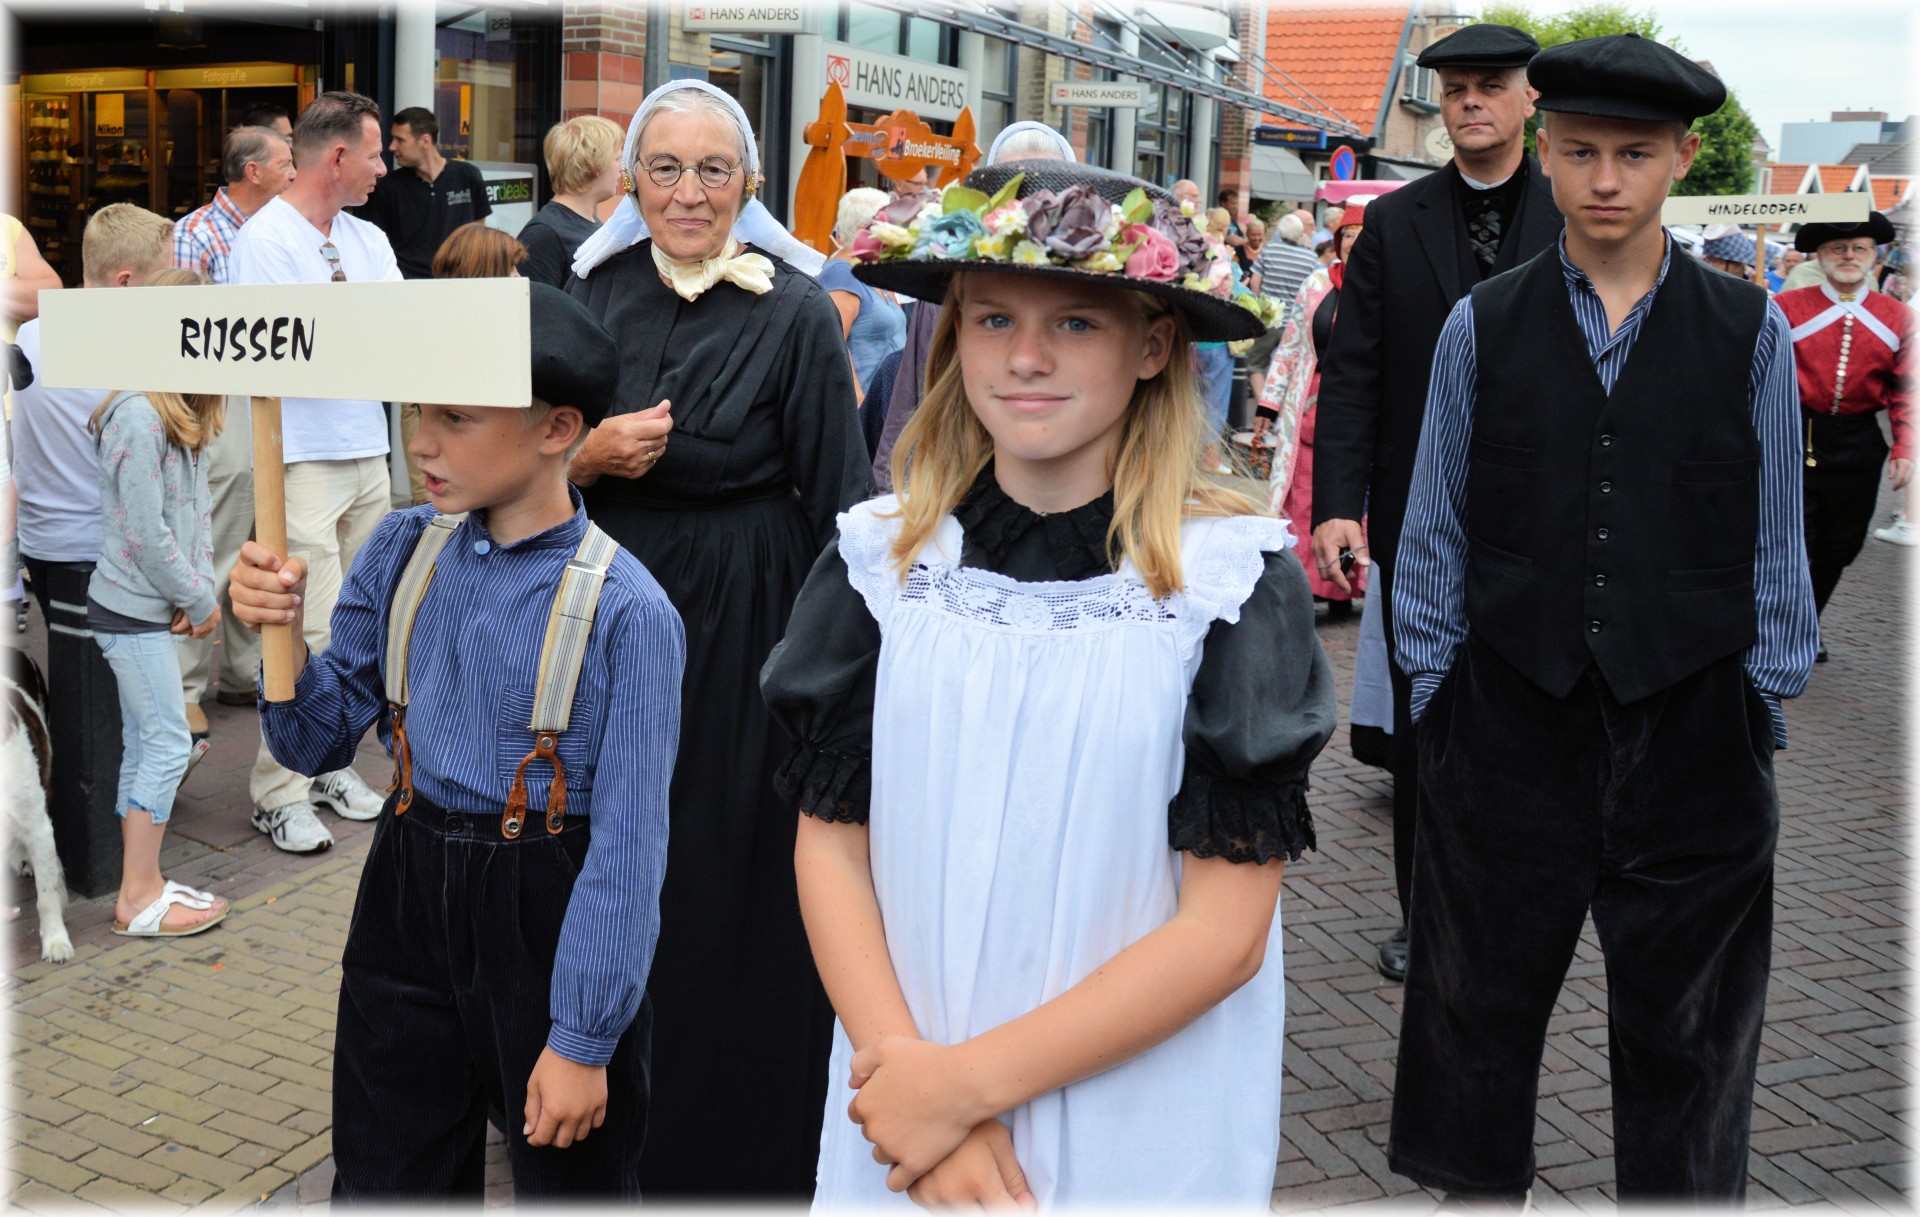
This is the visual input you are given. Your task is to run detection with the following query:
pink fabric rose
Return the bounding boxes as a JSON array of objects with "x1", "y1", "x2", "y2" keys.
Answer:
[
  {"x1": 1123, "y1": 224, "x2": 1180, "y2": 282},
  {"x1": 847, "y1": 228, "x2": 886, "y2": 263}
]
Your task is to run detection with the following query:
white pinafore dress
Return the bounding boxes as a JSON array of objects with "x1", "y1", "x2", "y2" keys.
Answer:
[{"x1": 813, "y1": 497, "x2": 1294, "y2": 1209}]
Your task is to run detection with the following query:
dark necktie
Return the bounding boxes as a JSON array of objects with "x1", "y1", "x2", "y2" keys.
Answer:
[{"x1": 1464, "y1": 192, "x2": 1503, "y2": 273}]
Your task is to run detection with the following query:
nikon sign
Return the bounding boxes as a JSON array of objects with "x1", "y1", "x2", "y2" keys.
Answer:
[{"x1": 822, "y1": 40, "x2": 969, "y2": 122}]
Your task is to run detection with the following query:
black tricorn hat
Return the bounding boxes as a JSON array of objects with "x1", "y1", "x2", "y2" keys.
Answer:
[
  {"x1": 1529, "y1": 32, "x2": 1726, "y2": 124},
  {"x1": 850, "y1": 160, "x2": 1267, "y2": 344},
  {"x1": 1416, "y1": 24, "x2": 1540, "y2": 70},
  {"x1": 1794, "y1": 211, "x2": 1896, "y2": 253},
  {"x1": 529, "y1": 282, "x2": 618, "y2": 424}
]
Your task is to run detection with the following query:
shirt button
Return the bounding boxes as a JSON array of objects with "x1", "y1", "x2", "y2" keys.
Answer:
[
  {"x1": 474, "y1": 539, "x2": 492, "y2": 555},
  {"x1": 1594, "y1": 574, "x2": 1608, "y2": 587},
  {"x1": 1599, "y1": 434, "x2": 1614, "y2": 447},
  {"x1": 1596, "y1": 527, "x2": 1610, "y2": 541},
  {"x1": 1599, "y1": 481, "x2": 1613, "y2": 494},
  {"x1": 1589, "y1": 619, "x2": 1603, "y2": 634}
]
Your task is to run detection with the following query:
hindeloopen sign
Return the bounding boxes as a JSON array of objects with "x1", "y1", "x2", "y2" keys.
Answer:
[
  {"x1": 1049, "y1": 81, "x2": 1149, "y2": 108},
  {"x1": 1662, "y1": 192, "x2": 1870, "y2": 226},
  {"x1": 37, "y1": 279, "x2": 531, "y2": 404}
]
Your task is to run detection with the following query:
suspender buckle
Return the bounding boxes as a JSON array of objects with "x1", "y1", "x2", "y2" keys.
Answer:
[{"x1": 504, "y1": 731, "x2": 567, "y2": 840}]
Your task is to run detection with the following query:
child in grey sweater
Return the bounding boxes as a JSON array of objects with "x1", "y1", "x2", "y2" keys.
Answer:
[{"x1": 88, "y1": 362, "x2": 229, "y2": 937}]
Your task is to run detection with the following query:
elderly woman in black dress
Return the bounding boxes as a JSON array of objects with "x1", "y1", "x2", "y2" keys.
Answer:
[{"x1": 566, "y1": 80, "x2": 870, "y2": 1198}]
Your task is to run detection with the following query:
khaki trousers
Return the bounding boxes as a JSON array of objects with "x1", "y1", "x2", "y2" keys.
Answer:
[
  {"x1": 249, "y1": 454, "x2": 391, "y2": 811},
  {"x1": 178, "y1": 397, "x2": 261, "y2": 703}
]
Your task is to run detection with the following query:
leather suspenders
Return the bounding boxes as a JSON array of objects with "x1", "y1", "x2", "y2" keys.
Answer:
[{"x1": 382, "y1": 514, "x2": 619, "y2": 837}]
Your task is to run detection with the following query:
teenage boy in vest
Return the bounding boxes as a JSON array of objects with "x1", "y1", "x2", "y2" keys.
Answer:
[
  {"x1": 1389, "y1": 34, "x2": 1817, "y2": 1202},
  {"x1": 228, "y1": 283, "x2": 684, "y2": 1201}
]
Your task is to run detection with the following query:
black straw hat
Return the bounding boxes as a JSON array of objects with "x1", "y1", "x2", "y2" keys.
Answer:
[
  {"x1": 1528, "y1": 33, "x2": 1726, "y2": 124},
  {"x1": 849, "y1": 160, "x2": 1270, "y2": 343},
  {"x1": 1415, "y1": 24, "x2": 1539, "y2": 70},
  {"x1": 1794, "y1": 211, "x2": 1896, "y2": 253},
  {"x1": 529, "y1": 282, "x2": 618, "y2": 424}
]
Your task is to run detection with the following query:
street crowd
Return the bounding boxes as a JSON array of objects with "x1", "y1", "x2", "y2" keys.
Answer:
[{"x1": 1, "y1": 17, "x2": 1912, "y2": 1212}]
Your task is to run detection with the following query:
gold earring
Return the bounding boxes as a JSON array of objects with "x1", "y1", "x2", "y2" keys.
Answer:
[{"x1": 620, "y1": 167, "x2": 634, "y2": 194}]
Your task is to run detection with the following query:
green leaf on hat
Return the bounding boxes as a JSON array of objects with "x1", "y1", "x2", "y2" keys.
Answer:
[
  {"x1": 942, "y1": 185, "x2": 990, "y2": 214},
  {"x1": 984, "y1": 173, "x2": 1026, "y2": 213},
  {"x1": 1121, "y1": 187, "x2": 1153, "y2": 227}
]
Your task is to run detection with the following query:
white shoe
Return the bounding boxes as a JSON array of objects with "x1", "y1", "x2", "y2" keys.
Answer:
[
  {"x1": 311, "y1": 769, "x2": 387, "y2": 821},
  {"x1": 1872, "y1": 517, "x2": 1920, "y2": 546},
  {"x1": 252, "y1": 800, "x2": 334, "y2": 853}
]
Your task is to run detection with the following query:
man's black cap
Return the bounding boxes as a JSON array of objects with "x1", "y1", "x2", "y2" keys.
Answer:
[
  {"x1": 1528, "y1": 33, "x2": 1726, "y2": 124},
  {"x1": 1415, "y1": 24, "x2": 1540, "y2": 70},
  {"x1": 529, "y1": 282, "x2": 618, "y2": 425},
  {"x1": 1794, "y1": 211, "x2": 1896, "y2": 253}
]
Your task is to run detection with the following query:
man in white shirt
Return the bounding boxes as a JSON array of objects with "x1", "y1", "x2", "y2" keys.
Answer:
[{"x1": 228, "y1": 90, "x2": 400, "y2": 853}]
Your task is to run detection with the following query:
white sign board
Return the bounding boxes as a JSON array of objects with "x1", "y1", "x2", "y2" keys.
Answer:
[
  {"x1": 37, "y1": 279, "x2": 532, "y2": 406},
  {"x1": 1050, "y1": 81, "x2": 1149, "y2": 108},
  {"x1": 1662, "y1": 192, "x2": 1871, "y2": 226},
  {"x1": 822, "y1": 40, "x2": 969, "y2": 122},
  {"x1": 682, "y1": 2, "x2": 808, "y2": 32}
]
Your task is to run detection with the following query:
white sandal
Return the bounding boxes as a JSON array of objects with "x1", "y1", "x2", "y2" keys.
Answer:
[{"x1": 113, "y1": 880, "x2": 229, "y2": 937}]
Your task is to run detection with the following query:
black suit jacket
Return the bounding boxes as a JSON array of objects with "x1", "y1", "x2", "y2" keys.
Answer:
[{"x1": 1311, "y1": 157, "x2": 1562, "y2": 569}]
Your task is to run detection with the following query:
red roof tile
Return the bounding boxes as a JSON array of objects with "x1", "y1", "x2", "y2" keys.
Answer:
[
  {"x1": 1260, "y1": 7, "x2": 1408, "y2": 134},
  {"x1": 1767, "y1": 163, "x2": 1809, "y2": 193},
  {"x1": 1817, "y1": 164, "x2": 1862, "y2": 193},
  {"x1": 1870, "y1": 177, "x2": 1910, "y2": 210}
]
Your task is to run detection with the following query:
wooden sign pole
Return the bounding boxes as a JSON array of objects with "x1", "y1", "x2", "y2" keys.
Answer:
[
  {"x1": 1753, "y1": 221, "x2": 1769, "y2": 290},
  {"x1": 249, "y1": 396, "x2": 297, "y2": 702}
]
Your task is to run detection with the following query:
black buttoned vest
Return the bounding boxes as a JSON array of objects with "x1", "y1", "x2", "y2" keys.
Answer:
[{"x1": 1465, "y1": 248, "x2": 1769, "y2": 704}]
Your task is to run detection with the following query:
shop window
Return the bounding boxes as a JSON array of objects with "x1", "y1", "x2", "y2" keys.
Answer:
[
  {"x1": 843, "y1": 3, "x2": 899, "y2": 52},
  {"x1": 976, "y1": 37, "x2": 1016, "y2": 153},
  {"x1": 434, "y1": 9, "x2": 555, "y2": 167}
]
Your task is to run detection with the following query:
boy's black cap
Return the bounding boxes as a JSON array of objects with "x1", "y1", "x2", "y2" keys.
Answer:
[
  {"x1": 529, "y1": 282, "x2": 618, "y2": 424},
  {"x1": 1415, "y1": 23, "x2": 1540, "y2": 70},
  {"x1": 1794, "y1": 211, "x2": 1896, "y2": 253},
  {"x1": 1528, "y1": 33, "x2": 1727, "y2": 124}
]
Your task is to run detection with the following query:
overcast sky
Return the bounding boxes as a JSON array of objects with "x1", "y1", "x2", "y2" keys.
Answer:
[{"x1": 1503, "y1": 0, "x2": 1918, "y2": 156}]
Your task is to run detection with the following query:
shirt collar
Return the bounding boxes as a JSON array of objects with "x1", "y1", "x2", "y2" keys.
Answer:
[
  {"x1": 1557, "y1": 230, "x2": 1674, "y2": 297},
  {"x1": 465, "y1": 483, "x2": 591, "y2": 553},
  {"x1": 1820, "y1": 278, "x2": 1872, "y2": 305},
  {"x1": 212, "y1": 187, "x2": 246, "y2": 227},
  {"x1": 953, "y1": 463, "x2": 1117, "y2": 579}
]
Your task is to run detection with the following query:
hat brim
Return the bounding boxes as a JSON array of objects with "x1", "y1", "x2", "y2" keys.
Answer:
[
  {"x1": 851, "y1": 259, "x2": 1267, "y2": 343},
  {"x1": 1535, "y1": 96, "x2": 1698, "y2": 124},
  {"x1": 1794, "y1": 213, "x2": 1896, "y2": 253}
]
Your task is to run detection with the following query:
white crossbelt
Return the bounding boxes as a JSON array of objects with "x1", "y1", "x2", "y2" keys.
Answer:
[{"x1": 1789, "y1": 297, "x2": 1901, "y2": 353}]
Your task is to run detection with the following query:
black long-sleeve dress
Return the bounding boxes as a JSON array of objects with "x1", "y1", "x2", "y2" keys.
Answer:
[{"x1": 568, "y1": 241, "x2": 872, "y2": 1198}]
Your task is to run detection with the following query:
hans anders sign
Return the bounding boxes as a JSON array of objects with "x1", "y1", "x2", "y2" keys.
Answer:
[
  {"x1": 822, "y1": 41, "x2": 969, "y2": 122},
  {"x1": 682, "y1": 3, "x2": 807, "y2": 32}
]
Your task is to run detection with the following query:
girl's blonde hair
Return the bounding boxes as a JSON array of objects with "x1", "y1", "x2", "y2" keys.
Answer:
[
  {"x1": 543, "y1": 114, "x2": 623, "y2": 195},
  {"x1": 90, "y1": 267, "x2": 225, "y2": 452},
  {"x1": 887, "y1": 272, "x2": 1260, "y2": 599}
]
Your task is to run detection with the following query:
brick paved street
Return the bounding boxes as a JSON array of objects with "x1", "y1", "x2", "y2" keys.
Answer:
[{"x1": 4, "y1": 482, "x2": 1909, "y2": 1209}]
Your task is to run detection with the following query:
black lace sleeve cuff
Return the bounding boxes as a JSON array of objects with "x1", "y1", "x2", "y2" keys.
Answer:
[
  {"x1": 773, "y1": 741, "x2": 872, "y2": 824},
  {"x1": 1168, "y1": 771, "x2": 1315, "y2": 864}
]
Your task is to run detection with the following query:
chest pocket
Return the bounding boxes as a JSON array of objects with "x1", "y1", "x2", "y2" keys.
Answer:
[{"x1": 494, "y1": 686, "x2": 598, "y2": 799}]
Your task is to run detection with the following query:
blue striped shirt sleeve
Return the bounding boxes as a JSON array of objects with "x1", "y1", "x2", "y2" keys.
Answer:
[
  {"x1": 1392, "y1": 295, "x2": 1479, "y2": 722},
  {"x1": 1744, "y1": 301, "x2": 1820, "y2": 746}
]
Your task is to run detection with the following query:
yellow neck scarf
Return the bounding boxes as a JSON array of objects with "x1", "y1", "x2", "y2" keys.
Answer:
[{"x1": 652, "y1": 238, "x2": 774, "y2": 301}]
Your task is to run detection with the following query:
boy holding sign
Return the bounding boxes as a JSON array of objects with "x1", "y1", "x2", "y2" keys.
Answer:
[{"x1": 228, "y1": 283, "x2": 682, "y2": 1199}]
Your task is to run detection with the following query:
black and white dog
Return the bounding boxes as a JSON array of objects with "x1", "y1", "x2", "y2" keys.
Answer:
[{"x1": 5, "y1": 647, "x2": 72, "y2": 962}]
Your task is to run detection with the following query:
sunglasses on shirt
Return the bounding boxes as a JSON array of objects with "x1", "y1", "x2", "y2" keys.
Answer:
[{"x1": 320, "y1": 242, "x2": 346, "y2": 282}]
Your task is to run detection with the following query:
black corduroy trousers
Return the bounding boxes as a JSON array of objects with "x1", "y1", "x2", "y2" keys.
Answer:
[
  {"x1": 1388, "y1": 634, "x2": 1777, "y2": 1199},
  {"x1": 331, "y1": 792, "x2": 651, "y2": 1202}
]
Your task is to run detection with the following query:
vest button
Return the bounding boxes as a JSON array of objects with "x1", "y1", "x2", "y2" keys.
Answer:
[
  {"x1": 1599, "y1": 434, "x2": 1614, "y2": 447},
  {"x1": 1599, "y1": 481, "x2": 1612, "y2": 494},
  {"x1": 1589, "y1": 619, "x2": 1603, "y2": 633},
  {"x1": 1596, "y1": 527, "x2": 1610, "y2": 541},
  {"x1": 1594, "y1": 574, "x2": 1608, "y2": 587}
]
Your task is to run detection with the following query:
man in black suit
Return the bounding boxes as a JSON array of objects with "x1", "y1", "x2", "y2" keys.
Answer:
[{"x1": 1309, "y1": 23, "x2": 1564, "y2": 982}]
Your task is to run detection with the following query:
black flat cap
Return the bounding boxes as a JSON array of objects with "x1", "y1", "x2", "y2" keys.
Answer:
[
  {"x1": 1794, "y1": 211, "x2": 1896, "y2": 253},
  {"x1": 1416, "y1": 24, "x2": 1539, "y2": 70},
  {"x1": 529, "y1": 281, "x2": 618, "y2": 424},
  {"x1": 1529, "y1": 33, "x2": 1726, "y2": 124}
]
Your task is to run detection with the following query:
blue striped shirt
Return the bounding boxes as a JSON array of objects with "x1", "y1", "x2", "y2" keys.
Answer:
[
  {"x1": 1395, "y1": 234, "x2": 1817, "y2": 746},
  {"x1": 259, "y1": 494, "x2": 685, "y2": 1064}
]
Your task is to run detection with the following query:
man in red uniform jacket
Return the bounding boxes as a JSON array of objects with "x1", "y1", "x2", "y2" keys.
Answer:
[{"x1": 1775, "y1": 211, "x2": 1912, "y2": 656}]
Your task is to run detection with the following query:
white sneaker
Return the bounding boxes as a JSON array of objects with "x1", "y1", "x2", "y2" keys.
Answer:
[
  {"x1": 1872, "y1": 517, "x2": 1920, "y2": 546},
  {"x1": 311, "y1": 769, "x2": 387, "y2": 821},
  {"x1": 252, "y1": 800, "x2": 335, "y2": 853}
]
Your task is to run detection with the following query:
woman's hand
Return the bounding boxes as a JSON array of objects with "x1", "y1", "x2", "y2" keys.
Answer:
[
  {"x1": 905, "y1": 1119, "x2": 1035, "y2": 1210},
  {"x1": 571, "y1": 400, "x2": 673, "y2": 485},
  {"x1": 849, "y1": 1036, "x2": 989, "y2": 1192}
]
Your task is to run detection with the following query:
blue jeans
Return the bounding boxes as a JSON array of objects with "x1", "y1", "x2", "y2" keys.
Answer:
[
  {"x1": 96, "y1": 630, "x2": 191, "y2": 825},
  {"x1": 1196, "y1": 343, "x2": 1234, "y2": 438}
]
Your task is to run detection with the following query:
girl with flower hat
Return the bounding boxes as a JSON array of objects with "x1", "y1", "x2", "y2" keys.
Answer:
[{"x1": 763, "y1": 161, "x2": 1334, "y2": 1207}]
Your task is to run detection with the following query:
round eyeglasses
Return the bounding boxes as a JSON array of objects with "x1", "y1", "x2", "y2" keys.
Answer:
[{"x1": 643, "y1": 157, "x2": 743, "y2": 190}]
